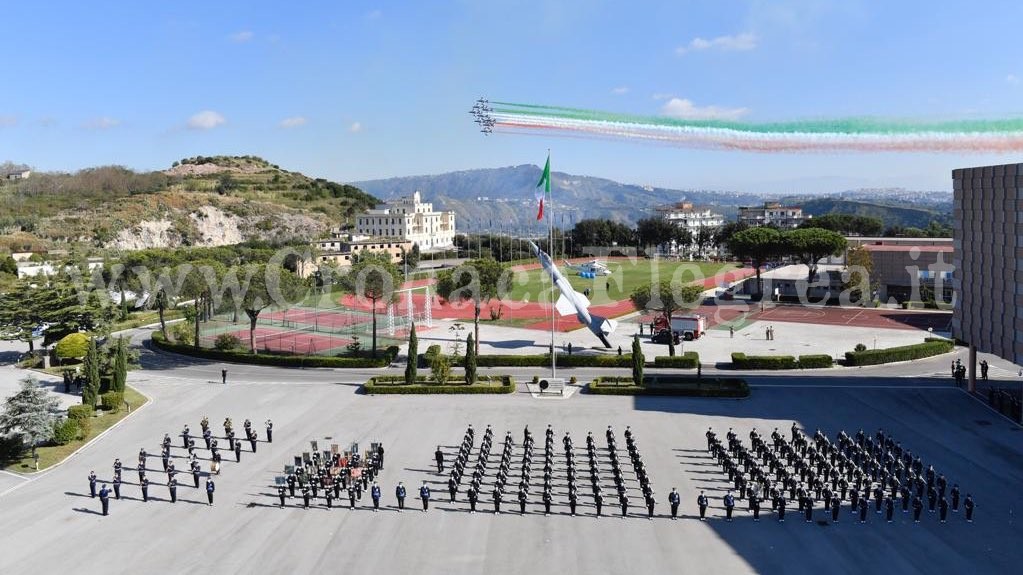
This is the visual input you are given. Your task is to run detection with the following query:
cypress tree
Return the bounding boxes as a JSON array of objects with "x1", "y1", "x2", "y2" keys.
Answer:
[
  {"x1": 464, "y1": 333, "x2": 477, "y2": 385},
  {"x1": 404, "y1": 323, "x2": 418, "y2": 385},
  {"x1": 631, "y1": 334, "x2": 644, "y2": 386},
  {"x1": 112, "y1": 337, "x2": 128, "y2": 393},
  {"x1": 82, "y1": 337, "x2": 101, "y2": 406}
]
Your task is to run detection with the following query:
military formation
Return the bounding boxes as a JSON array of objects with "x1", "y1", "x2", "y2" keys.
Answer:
[
  {"x1": 274, "y1": 439, "x2": 385, "y2": 510},
  {"x1": 701, "y1": 424, "x2": 976, "y2": 524},
  {"x1": 431, "y1": 423, "x2": 657, "y2": 517},
  {"x1": 88, "y1": 415, "x2": 271, "y2": 515}
]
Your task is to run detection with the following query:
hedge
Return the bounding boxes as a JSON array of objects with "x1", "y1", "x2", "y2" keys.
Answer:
[
  {"x1": 588, "y1": 376, "x2": 749, "y2": 398},
  {"x1": 420, "y1": 347, "x2": 634, "y2": 368},
  {"x1": 67, "y1": 405, "x2": 94, "y2": 422},
  {"x1": 731, "y1": 353, "x2": 798, "y2": 370},
  {"x1": 653, "y1": 352, "x2": 700, "y2": 368},
  {"x1": 364, "y1": 374, "x2": 515, "y2": 395},
  {"x1": 100, "y1": 392, "x2": 124, "y2": 413},
  {"x1": 152, "y1": 331, "x2": 399, "y2": 368},
  {"x1": 797, "y1": 354, "x2": 834, "y2": 369},
  {"x1": 55, "y1": 333, "x2": 90, "y2": 360},
  {"x1": 52, "y1": 418, "x2": 80, "y2": 445},
  {"x1": 902, "y1": 300, "x2": 953, "y2": 311},
  {"x1": 844, "y1": 338, "x2": 954, "y2": 366}
]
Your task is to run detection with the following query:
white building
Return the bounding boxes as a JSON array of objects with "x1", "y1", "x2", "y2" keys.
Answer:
[
  {"x1": 659, "y1": 202, "x2": 725, "y2": 258},
  {"x1": 738, "y1": 202, "x2": 807, "y2": 228},
  {"x1": 354, "y1": 191, "x2": 456, "y2": 250}
]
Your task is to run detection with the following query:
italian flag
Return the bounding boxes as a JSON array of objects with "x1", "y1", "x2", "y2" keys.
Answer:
[{"x1": 535, "y1": 154, "x2": 551, "y2": 221}]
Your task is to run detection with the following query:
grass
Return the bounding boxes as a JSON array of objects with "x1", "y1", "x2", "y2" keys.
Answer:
[
  {"x1": 502, "y1": 260, "x2": 740, "y2": 305},
  {"x1": 109, "y1": 309, "x2": 182, "y2": 333},
  {"x1": 2, "y1": 386, "x2": 148, "y2": 473}
]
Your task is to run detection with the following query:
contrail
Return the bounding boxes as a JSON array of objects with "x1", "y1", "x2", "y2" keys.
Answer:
[{"x1": 486, "y1": 101, "x2": 1023, "y2": 152}]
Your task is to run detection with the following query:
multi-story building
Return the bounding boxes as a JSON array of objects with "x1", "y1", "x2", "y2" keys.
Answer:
[
  {"x1": 658, "y1": 201, "x2": 725, "y2": 258},
  {"x1": 952, "y1": 162, "x2": 1023, "y2": 386},
  {"x1": 308, "y1": 233, "x2": 411, "y2": 278},
  {"x1": 354, "y1": 191, "x2": 456, "y2": 250},
  {"x1": 738, "y1": 202, "x2": 807, "y2": 228}
]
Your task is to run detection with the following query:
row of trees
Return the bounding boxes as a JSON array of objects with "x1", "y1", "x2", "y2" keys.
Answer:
[{"x1": 727, "y1": 227, "x2": 848, "y2": 295}]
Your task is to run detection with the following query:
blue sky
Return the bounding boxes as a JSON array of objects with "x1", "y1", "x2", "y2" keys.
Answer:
[{"x1": 3, "y1": 0, "x2": 1023, "y2": 193}]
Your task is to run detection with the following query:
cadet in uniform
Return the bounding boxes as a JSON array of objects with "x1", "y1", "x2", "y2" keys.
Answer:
[
  {"x1": 646, "y1": 493, "x2": 656, "y2": 519},
  {"x1": 435, "y1": 446, "x2": 445, "y2": 473},
  {"x1": 88, "y1": 471, "x2": 97, "y2": 498},
  {"x1": 265, "y1": 419, "x2": 273, "y2": 443},
  {"x1": 468, "y1": 487, "x2": 479, "y2": 513},
  {"x1": 278, "y1": 485, "x2": 286, "y2": 508},
  {"x1": 858, "y1": 496, "x2": 868, "y2": 523},
  {"x1": 939, "y1": 496, "x2": 948, "y2": 523},
  {"x1": 912, "y1": 495, "x2": 923, "y2": 522},
  {"x1": 169, "y1": 477, "x2": 178, "y2": 503},
  {"x1": 112, "y1": 475, "x2": 121, "y2": 500},
  {"x1": 724, "y1": 491, "x2": 735, "y2": 522},
  {"x1": 448, "y1": 475, "x2": 458, "y2": 502},
  {"x1": 347, "y1": 486, "x2": 357, "y2": 509},
  {"x1": 697, "y1": 491, "x2": 709, "y2": 520},
  {"x1": 371, "y1": 483, "x2": 381, "y2": 511},
  {"x1": 964, "y1": 494, "x2": 975, "y2": 522},
  {"x1": 493, "y1": 486, "x2": 503, "y2": 514},
  {"x1": 420, "y1": 482, "x2": 431, "y2": 511},
  {"x1": 396, "y1": 482, "x2": 407, "y2": 511},
  {"x1": 99, "y1": 484, "x2": 110, "y2": 516},
  {"x1": 234, "y1": 440, "x2": 242, "y2": 463},
  {"x1": 669, "y1": 488, "x2": 680, "y2": 520},
  {"x1": 831, "y1": 497, "x2": 840, "y2": 522},
  {"x1": 518, "y1": 486, "x2": 528, "y2": 514},
  {"x1": 885, "y1": 496, "x2": 894, "y2": 522},
  {"x1": 205, "y1": 478, "x2": 215, "y2": 506},
  {"x1": 541, "y1": 489, "x2": 551, "y2": 515},
  {"x1": 141, "y1": 477, "x2": 149, "y2": 502}
]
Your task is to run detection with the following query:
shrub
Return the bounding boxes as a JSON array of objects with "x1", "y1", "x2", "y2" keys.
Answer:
[
  {"x1": 854, "y1": 343, "x2": 867, "y2": 352},
  {"x1": 430, "y1": 353, "x2": 452, "y2": 384},
  {"x1": 844, "y1": 339, "x2": 953, "y2": 366},
  {"x1": 731, "y1": 353, "x2": 798, "y2": 370},
  {"x1": 67, "y1": 405, "x2": 94, "y2": 422},
  {"x1": 532, "y1": 375, "x2": 539, "y2": 384},
  {"x1": 76, "y1": 416, "x2": 91, "y2": 439},
  {"x1": 569, "y1": 376, "x2": 578, "y2": 384},
  {"x1": 55, "y1": 333, "x2": 90, "y2": 360},
  {"x1": 170, "y1": 322, "x2": 194, "y2": 346},
  {"x1": 653, "y1": 352, "x2": 700, "y2": 368},
  {"x1": 588, "y1": 376, "x2": 749, "y2": 398},
  {"x1": 52, "y1": 418, "x2": 80, "y2": 445},
  {"x1": 364, "y1": 375, "x2": 515, "y2": 395},
  {"x1": 214, "y1": 333, "x2": 243, "y2": 351},
  {"x1": 100, "y1": 392, "x2": 124, "y2": 413},
  {"x1": 797, "y1": 354, "x2": 834, "y2": 369}
]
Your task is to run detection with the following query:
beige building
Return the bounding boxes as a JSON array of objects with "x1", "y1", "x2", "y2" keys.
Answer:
[
  {"x1": 308, "y1": 234, "x2": 410, "y2": 277},
  {"x1": 738, "y1": 202, "x2": 807, "y2": 228},
  {"x1": 355, "y1": 191, "x2": 456, "y2": 250}
]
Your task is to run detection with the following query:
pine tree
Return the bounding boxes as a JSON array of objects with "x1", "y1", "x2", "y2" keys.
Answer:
[
  {"x1": 631, "y1": 335, "x2": 644, "y2": 386},
  {"x1": 464, "y1": 333, "x2": 477, "y2": 385},
  {"x1": 82, "y1": 337, "x2": 101, "y2": 407},
  {"x1": 112, "y1": 337, "x2": 128, "y2": 393},
  {"x1": 0, "y1": 376, "x2": 60, "y2": 456},
  {"x1": 404, "y1": 323, "x2": 418, "y2": 385}
]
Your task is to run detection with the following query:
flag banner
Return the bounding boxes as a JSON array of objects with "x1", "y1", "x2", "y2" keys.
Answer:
[{"x1": 535, "y1": 154, "x2": 551, "y2": 221}]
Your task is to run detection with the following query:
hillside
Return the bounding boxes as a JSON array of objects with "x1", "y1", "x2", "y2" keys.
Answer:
[
  {"x1": 794, "y1": 197, "x2": 953, "y2": 230},
  {"x1": 354, "y1": 165, "x2": 758, "y2": 231},
  {"x1": 0, "y1": 156, "x2": 378, "y2": 253}
]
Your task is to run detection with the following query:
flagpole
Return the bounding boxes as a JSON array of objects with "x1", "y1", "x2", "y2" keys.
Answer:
[{"x1": 548, "y1": 149, "x2": 556, "y2": 380}]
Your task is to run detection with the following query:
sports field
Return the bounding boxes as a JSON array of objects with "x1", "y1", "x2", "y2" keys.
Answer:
[{"x1": 503, "y1": 259, "x2": 743, "y2": 305}]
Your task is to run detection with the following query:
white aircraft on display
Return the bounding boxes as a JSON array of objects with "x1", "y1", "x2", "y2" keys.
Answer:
[{"x1": 563, "y1": 259, "x2": 612, "y2": 276}]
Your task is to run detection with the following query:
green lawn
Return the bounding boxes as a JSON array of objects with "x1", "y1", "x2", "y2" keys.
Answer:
[
  {"x1": 3, "y1": 386, "x2": 148, "y2": 473},
  {"x1": 502, "y1": 260, "x2": 740, "y2": 305}
]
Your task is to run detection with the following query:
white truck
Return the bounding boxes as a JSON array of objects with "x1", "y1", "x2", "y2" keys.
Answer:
[{"x1": 669, "y1": 314, "x2": 706, "y2": 341}]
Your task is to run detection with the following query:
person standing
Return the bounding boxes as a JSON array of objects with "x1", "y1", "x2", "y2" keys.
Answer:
[
  {"x1": 347, "y1": 486, "x2": 356, "y2": 509},
  {"x1": 371, "y1": 483, "x2": 381, "y2": 511},
  {"x1": 99, "y1": 485, "x2": 110, "y2": 516},
  {"x1": 724, "y1": 491, "x2": 735, "y2": 522},
  {"x1": 139, "y1": 477, "x2": 149, "y2": 502},
  {"x1": 221, "y1": 368, "x2": 227, "y2": 384},
  {"x1": 396, "y1": 482, "x2": 406, "y2": 511},
  {"x1": 435, "y1": 447, "x2": 445, "y2": 473},
  {"x1": 697, "y1": 491, "x2": 709, "y2": 521},
  {"x1": 518, "y1": 486, "x2": 528, "y2": 514},
  {"x1": 278, "y1": 485, "x2": 286, "y2": 508},
  {"x1": 302, "y1": 486, "x2": 311, "y2": 509},
  {"x1": 234, "y1": 440, "x2": 242, "y2": 463},
  {"x1": 858, "y1": 498, "x2": 868, "y2": 523},
  {"x1": 448, "y1": 475, "x2": 458, "y2": 503},
  {"x1": 777, "y1": 495, "x2": 787, "y2": 522},
  {"x1": 192, "y1": 465, "x2": 201, "y2": 489},
  {"x1": 265, "y1": 420, "x2": 273, "y2": 443},
  {"x1": 112, "y1": 476, "x2": 122, "y2": 500},
  {"x1": 912, "y1": 495, "x2": 923, "y2": 523},
  {"x1": 831, "y1": 497, "x2": 840, "y2": 523},
  {"x1": 951, "y1": 484, "x2": 961, "y2": 512},
  {"x1": 88, "y1": 471, "x2": 97, "y2": 498},
  {"x1": 420, "y1": 482, "x2": 431, "y2": 512},
  {"x1": 964, "y1": 494, "x2": 975, "y2": 522},
  {"x1": 939, "y1": 496, "x2": 949, "y2": 523},
  {"x1": 669, "y1": 488, "x2": 680, "y2": 520},
  {"x1": 469, "y1": 487, "x2": 479, "y2": 514},
  {"x1": 646, "y1": 493, "x2": 656, "y2": 519},
  {"x1": 169, "y1": 477, "x2": 178, "y2": 503},
  {"x1": 751, "y1": 494, "x2": 761, "y2": 521},
  {"x1": 541, "y1": 489, "x2": 551, "y2": 516},
  {"x1": 885, "y1": 496, "x2": 894, "y2": 523},
  {"x1": 205, "y1": 478, "x2": 215, "y2": 506},
  {"x1": 377, "y1": 444, "x2": 384, "y2": 470}
]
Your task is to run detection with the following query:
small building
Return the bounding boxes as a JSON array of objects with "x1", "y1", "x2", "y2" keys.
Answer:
[
  {"x1": 738, "y1": 202, "x2": 807, "y2": 228},
  {"x1": 307, "y1": 235, "x2": 411, "y2": 278},
  {"x1": 860, "y1": 244, "x2": 954, "y2": 303}
]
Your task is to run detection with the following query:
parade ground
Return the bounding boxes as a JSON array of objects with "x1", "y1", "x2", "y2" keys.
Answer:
[{"x1": 0, "y1": 338, "x2": 1021, "y2": 575}]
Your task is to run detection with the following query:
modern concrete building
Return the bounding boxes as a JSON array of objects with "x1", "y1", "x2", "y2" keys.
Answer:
[
  {"x1": 860, "y1": 243, "x2": 954, "y2": 303},
  {"x1": 952, "y1": 162, "x2": 1022, "y2": 390},
  {"x1": 354, "y1": 191, "x2": 456, "y2": 250},
  {"x1": 737, "y1": 202, "x2": 808, "y2": 228}
]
